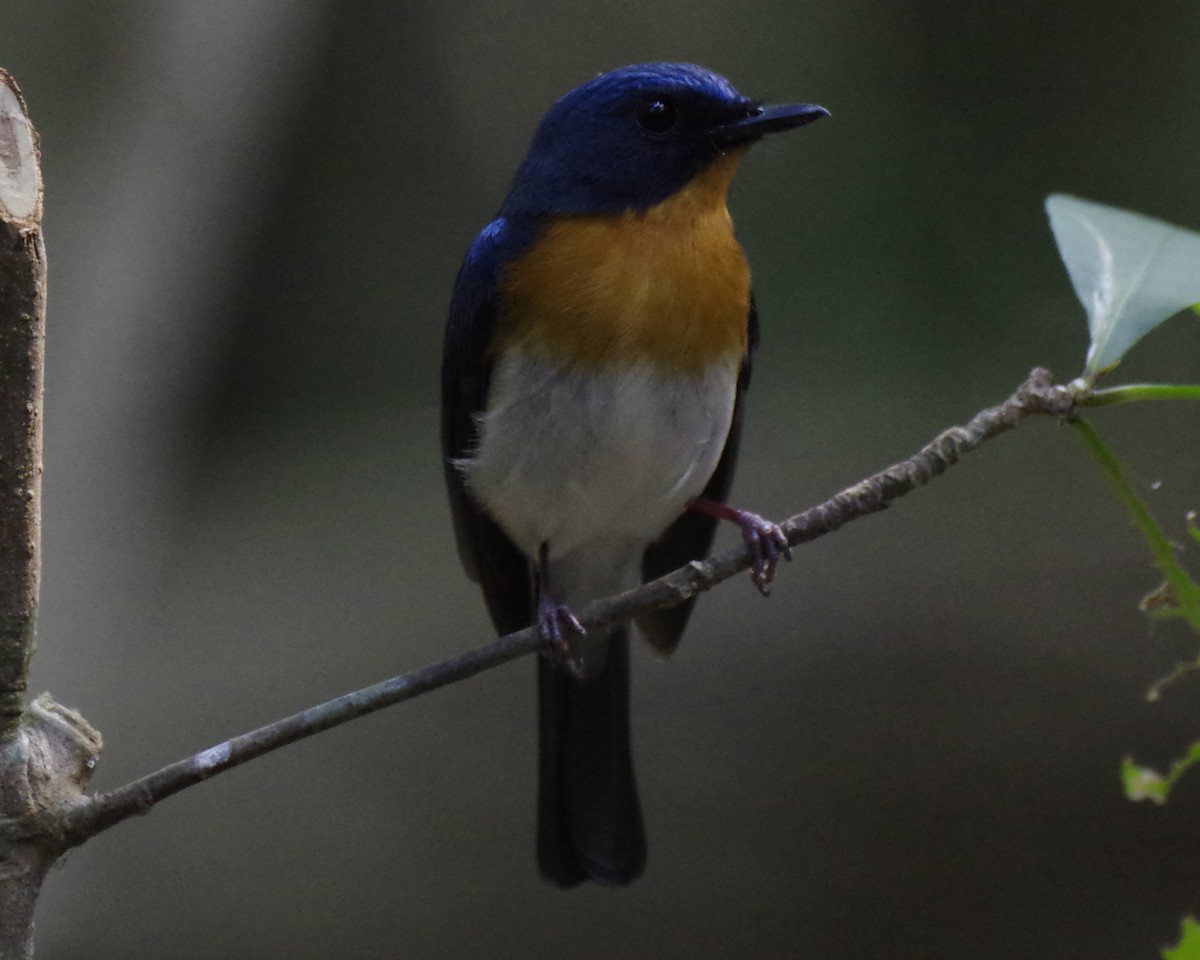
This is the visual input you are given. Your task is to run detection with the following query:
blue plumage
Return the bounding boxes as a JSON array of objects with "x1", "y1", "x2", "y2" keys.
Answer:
[{"x1": 501, "y1": 63, "x2": 756, "y2": 215}]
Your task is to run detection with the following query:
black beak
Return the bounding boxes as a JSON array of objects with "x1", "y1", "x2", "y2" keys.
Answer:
[{"x1": 708, "y1": 102, "x2": 829, "y2": 146}]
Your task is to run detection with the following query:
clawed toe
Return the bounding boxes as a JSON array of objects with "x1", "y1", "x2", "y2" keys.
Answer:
[
  {"x1": 738, "y1": 513, "x2": 792, "y2": 596},
  {"x1": 538, "y1": 603, "x2": 585, "y2": 646},
  {"x1": 537, "y1": 599, "x2": 585, "y2": 660},
  {"x1": 688, "y1": 498, "x2": 793, "y2": 595}
]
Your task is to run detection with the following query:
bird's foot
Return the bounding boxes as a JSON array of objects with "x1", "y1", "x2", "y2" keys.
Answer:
[
  {"x1": 537, "y1": 593, "x2": 586, "y2": 662},
  {"x1": 690, "y1": 499, "x2": 793, "y2": 596},
  {"x1": 536, "y1": 541, "x2": 586, "y2": 672},
  {"x1": 737, "y1": 510, "x2": 792, "y2": 595}
]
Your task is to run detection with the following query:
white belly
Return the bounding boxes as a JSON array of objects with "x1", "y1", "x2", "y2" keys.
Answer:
[{"x1": 460, "y1": 349, "x2": 739, "y2": 586}]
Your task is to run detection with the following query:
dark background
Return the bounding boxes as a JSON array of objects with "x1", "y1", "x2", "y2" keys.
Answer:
[{"x1": 3, "y1": 1, "x2": 1200, "y2": 957}]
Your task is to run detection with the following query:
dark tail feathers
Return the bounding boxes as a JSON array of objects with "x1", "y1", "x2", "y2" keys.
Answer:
[{"x1": 537, "y1": 628, "x2": 645, "y2": 887}]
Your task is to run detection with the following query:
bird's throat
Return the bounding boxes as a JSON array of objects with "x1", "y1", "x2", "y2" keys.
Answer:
[{"x1": 497, "y1": 150, "x2": 752, "y2": 374}]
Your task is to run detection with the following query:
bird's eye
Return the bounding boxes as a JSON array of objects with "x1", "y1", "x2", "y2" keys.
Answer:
[{"x1": 634, "y1": 98, "x2": 679, "y2": 135}]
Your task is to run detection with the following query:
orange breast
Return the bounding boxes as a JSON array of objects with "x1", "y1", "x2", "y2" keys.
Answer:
[{"x1": 497, "y1": 149, "x2": 752, "y2": 374}]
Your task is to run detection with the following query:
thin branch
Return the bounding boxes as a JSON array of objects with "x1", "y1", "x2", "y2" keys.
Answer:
[
  {"x1": 0, "y1": 69, "x2": 45, "y2": 737},
  {"x1": 45, "y1": 366, "x2": 1078, "y2": 849}
]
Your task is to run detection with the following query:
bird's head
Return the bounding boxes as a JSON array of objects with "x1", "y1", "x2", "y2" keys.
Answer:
[{"x1": 501, "y1": 62, "x2": 827, "y2": 217}]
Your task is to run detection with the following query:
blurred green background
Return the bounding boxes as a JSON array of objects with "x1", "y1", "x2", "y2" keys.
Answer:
[{"x1": 4, "y1": 1, "x2": 1200, "y2": 957}]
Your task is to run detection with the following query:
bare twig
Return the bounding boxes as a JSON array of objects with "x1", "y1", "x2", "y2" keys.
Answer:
[{"x1": 47, "y1": 366, "x2": 1078, "y2": 850}]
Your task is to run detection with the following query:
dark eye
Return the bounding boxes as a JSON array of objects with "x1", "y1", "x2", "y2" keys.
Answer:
[{"x1": 635, "y1": 98, "x2": 679, "y2": 135}]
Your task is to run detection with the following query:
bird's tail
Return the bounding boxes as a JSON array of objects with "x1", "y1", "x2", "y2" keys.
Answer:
[{"x1": 537, "y1": 627, "x2": 645, "y2": 887}]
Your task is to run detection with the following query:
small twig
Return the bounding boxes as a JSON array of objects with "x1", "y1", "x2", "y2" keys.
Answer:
[{"x1": 47, "y1": 366, "x2": 1078, "y2": 849}]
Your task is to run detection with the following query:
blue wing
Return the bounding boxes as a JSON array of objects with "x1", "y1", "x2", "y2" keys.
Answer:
[{"x1": 441, "y1": 217, "x2": 539, "y2": 635}]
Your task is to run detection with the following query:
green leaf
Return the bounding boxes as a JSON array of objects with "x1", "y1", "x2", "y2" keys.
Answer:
[
  {"x1": 1123, "y1": 757, "x2": 1170, "y2": 803},
  {"x1": 1045, "y1": 195, "x2": 1200, "y2": 377},
  {"x1": 1124, "y1": 742, "x2": 1200, "y2": 803},
  {"x1": 1164, "y1": 916, "x2": 1200, "y2": 960}
]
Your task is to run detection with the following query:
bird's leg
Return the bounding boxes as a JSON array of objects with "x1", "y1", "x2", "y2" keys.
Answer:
[
  {"x1": 536, "y1": 542, "x2": 586, "y2": 658},
  {"x1": 689, "y1": 498, "x2": 793, "y2": 596}
]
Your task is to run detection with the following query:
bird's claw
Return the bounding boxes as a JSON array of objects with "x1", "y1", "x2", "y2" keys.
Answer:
[
  {"x1": 537, "y1": 599, "x2": 586, "y2": 663},
  {"x1": 736, "y1": 511, "x2": 793, "y2": 596},
  {"x1": 689, "y1": 498, "x2": 793, "y2": 596}
]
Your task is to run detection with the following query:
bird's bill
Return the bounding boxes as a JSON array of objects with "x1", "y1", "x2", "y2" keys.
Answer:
[{"x1": 708, "y1": 103, "x2": 829, "y2": 145}]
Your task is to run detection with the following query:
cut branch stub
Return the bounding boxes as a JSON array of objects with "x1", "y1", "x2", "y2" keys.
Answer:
[
  {"x1": 0, "y1": 69, "x2": 44, "y2": 733},
  {"x1": 0, "y1": 71, "x2": 41, "y2": 230}
]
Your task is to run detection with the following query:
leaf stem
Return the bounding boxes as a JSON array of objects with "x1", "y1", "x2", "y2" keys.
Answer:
[
  {"x1": 1081, "y1": 383, "x2": 1200, "y2": 406},
  {"x1": 1069, "y1": 420, "x2": 1200, "y2": 635}
]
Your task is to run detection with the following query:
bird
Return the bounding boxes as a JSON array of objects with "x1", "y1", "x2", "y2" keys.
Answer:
[{"x1": 441, "y1": 62, "x2": 827, "y2": 888}]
